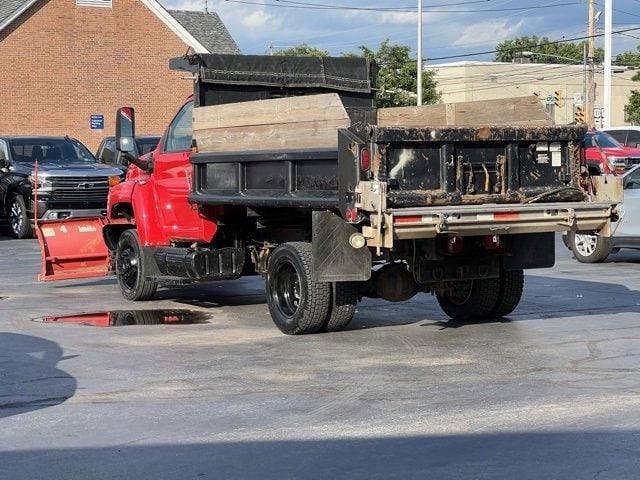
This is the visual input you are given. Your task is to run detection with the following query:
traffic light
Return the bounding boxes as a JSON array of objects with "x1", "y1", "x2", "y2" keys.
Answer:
[
  {"x1": 554, "y1": 90, "x2": 563, "y2": 107},
  {"x1": 574, "y1": 106, "x2": 585, "y2": 123}
]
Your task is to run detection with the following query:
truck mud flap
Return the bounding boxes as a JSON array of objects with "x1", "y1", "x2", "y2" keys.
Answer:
[
  {"x1": 36, "y1": 218, "x2": 110, "y2": 282},
  {"x1": 312, "y1": 211, "x2": 371, "y2": 282}
]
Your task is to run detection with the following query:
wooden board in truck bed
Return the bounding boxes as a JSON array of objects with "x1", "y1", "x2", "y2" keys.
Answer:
[{"x1": 193, "y1": 93, "x2": 350, "y2": 152}]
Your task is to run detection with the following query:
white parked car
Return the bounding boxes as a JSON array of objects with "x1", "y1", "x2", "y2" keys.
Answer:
[{"x1": 566, "y1": 164, "x2": 640, "y2": 262}]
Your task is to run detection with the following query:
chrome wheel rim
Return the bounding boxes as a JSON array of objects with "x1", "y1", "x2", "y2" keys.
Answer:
[
  {"x1": 9, "y1": 200, "x2": 23, "y2": 235},
  {"x1": 574, "y1": 234, "x2": 598, "y2": 257}
]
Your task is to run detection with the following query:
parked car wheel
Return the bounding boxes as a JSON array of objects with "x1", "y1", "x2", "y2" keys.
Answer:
[
  {"x1": 436, "y1": 277, "x2": 500, "y2": 322},
  {"x1": 116, "y1": 229, "x2": 158, "y2": 301},
  {"x1": 8, "y1": 195, "x2": 33, "y2": 239},
  {"x1": 569, "y1": 231, "x2": 611, "y2": 263},
  {"x1": 266, "y1": 242, "x2": 331, "y2": 335}
]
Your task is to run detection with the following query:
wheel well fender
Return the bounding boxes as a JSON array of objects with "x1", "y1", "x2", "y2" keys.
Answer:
[{"x1": 103, "y1": 224, "x2": 134, "y2": 251}]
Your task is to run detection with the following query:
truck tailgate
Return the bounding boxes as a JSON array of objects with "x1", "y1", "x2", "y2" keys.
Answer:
[{"x1": 388, "y1": 201, "x2": 612, "y2": 239}]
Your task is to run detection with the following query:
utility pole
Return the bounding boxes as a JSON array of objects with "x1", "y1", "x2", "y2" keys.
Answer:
[
  {"x1": 417, "y1": 0, "x2": 423, "y2": 106},
  {"x1": 586, "y1": 0, "x2": 596, "y2": 128},
  {"x1": 204, "y1": 0, "x2": 209, "y2": 14},
  {"x1": 603, "y1": 0, "x2": 612, "y2": 128}
]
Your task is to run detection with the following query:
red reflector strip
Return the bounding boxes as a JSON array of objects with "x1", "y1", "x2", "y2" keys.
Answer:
[
  {"x1": 394, "y1": 215, "x2": 423, "y2": 224},
  {"x1": 494, "y1": 212, "x2": 520, "y2": 221}
]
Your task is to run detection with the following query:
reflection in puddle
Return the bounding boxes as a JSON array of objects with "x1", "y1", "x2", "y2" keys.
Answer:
[{"x1": 36, "y1": 310, "x2": 210, "y2": 327}]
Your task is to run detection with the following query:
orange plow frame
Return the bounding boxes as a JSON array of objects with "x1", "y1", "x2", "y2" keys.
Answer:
[{"x1": 36, "y1": 217, "x2": 112, "y2": 282}]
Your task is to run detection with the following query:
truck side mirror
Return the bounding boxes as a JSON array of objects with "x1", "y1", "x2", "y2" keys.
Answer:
[
  {"x1": 0, "y1": 150, "x2": 7, "y2": 169},
  {"x1": 116, "y1": 107, "x2": 136, "y2": 153}
]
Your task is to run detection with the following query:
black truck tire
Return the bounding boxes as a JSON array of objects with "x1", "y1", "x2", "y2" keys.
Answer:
[
  {"x1": 9, "y1": 194, "x2": 33, "y2": 239},
  {"x1": 569, "y1": 231, "x2": 611, "y2": 263},
  {"x1": 323, "y1": 282, "x2": 359, "y2": 332},
  {"x1": 115, "y1": 229, "x2": 158, "y2": 301},
  {"x1": 266, "y1": 242, "x2": 331, "y2": 335},
  {"x1": 436, "y1": 277, "x2": 501, "y2": 322},
  {"x1": 489, "y1": 269, "x2": 524, "y2": 318}
]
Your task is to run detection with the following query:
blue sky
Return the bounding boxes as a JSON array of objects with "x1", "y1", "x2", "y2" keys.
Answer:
[{"x1": 159, "y1": 0, "x2": 640, "y2": 62}]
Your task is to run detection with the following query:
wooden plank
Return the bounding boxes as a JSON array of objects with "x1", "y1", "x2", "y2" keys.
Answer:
[
  {"x1": 193, "y1": 93, "x2": 350, "y2": 152},
  {"x1": 195, "y1": 118, "x2": 350, "y2": 152},
  {"x1": 193, "y1": 93, "x2": 348, "y2": 130},
  {"x1": 378, "y1": 96, "x2": 553, "y2": 127}
]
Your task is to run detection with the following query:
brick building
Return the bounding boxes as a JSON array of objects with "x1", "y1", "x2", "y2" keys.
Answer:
[{"x1": 0, "y1": 0, "x2": 239, "y2": 150}]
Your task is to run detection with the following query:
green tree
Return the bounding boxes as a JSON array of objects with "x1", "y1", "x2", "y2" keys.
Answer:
[
  {"x1": 351, "y1": 40, "x2": 440, "y2": 107},
  {"x1": 274, "y1": 44, "x2": 329, "y2": 57},
  {"x1": 615, "y1": 46, "x2": 640, "y2": 66},
  {"x1": 495, "y1": 35, "x2": 604, "y2": 63},
  {"x1": 625, "y1": 91, "x2": 640, "y2": 125}
]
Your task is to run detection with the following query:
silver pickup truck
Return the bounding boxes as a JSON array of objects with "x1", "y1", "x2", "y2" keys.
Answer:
[{"x1": 0, "y1": 136, "x2": 123, "y2": 238}]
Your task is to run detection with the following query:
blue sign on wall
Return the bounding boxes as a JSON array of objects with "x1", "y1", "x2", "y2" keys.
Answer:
[{"x1": 90, "y1": 114, "x2": 105, "y2": 130}]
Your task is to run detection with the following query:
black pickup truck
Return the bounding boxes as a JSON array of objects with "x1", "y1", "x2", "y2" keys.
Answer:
[{"x1": 0, "y1": 136, "x2": 123, "y2": 238}]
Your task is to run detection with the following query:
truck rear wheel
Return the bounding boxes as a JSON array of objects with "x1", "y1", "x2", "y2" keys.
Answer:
[
  {"x1": 436, "y1": 277, "x2": 500, "y2": 322},
  {"x1": 116, "y1": 230, "x2": 158, "y2": 301},
  {"x1": 489, "y1": 269, "x2": 524, "y2": 318},
  {"x1": 323, "y1": 282, "x2": 359, "y2": 332},
  {"x1": 266, "y1": 242, "x2": 331, "y2": 335}
]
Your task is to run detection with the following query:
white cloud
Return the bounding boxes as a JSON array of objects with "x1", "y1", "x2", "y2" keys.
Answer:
[
  {"x1": 163, "y1": 0, "x2": 204, "y2": 11},
  {"x1": 242, "y1": 10, "x2": 276, "y2": 29},
  {"x1": 452, "y1": 18, "x2": 524, "y2": 48}
]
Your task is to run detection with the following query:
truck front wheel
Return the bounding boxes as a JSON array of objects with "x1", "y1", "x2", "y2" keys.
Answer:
[
  {"x1": 9, "y1": 195, "x2": 33, "y2": 239},
  {"x1": 116, "y1": 229, "x2": 158, "y2": 301},
  {"x1": 569, "y1": 232, "x2": 611, "y2": 263},
  {"x1": 266, "y1": 242, "x2": 331, "y2": 335},
  {"x1": 436, "y1": 277, "x2": 500, "y2": 322}
]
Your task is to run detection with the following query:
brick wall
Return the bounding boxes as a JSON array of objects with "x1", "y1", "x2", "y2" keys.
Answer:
[{"x1": 0, "y1": 0, "x2": 194, "y2": 152}]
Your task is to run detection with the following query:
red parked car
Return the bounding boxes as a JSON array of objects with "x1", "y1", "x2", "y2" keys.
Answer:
[{"x1": 584, "y1": 130, "x2": 640, "y2": 175}]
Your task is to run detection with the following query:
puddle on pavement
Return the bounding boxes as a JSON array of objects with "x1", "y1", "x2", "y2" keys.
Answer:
[{"x1": 34, "y1": 310, "x2": 210, "y2": 327}]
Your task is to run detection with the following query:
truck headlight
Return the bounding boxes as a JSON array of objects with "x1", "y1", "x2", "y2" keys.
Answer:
[
  {"x1": 27, "y1": 175, "x2": 52, "y2": 191},
  {"x1": 608, "y1": 156, "x2": 628, "y2": 172}
]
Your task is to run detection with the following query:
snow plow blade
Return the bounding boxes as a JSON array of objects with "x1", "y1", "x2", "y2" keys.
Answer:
[{"x1": 36, "y1": 217, "x2": 110, "y2": 282}]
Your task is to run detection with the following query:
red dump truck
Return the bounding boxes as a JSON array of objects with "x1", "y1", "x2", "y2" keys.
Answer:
[{"x1": 37, "y1": 54, "x2": 617, "y2": 334}]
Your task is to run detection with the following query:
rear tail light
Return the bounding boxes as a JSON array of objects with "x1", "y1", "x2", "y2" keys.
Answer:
[
  {"x1": 345, "y1": 207, "x2": 359, "y2": 223},
  {"x1": 483, "y1": 235, "x2": 503, "y2": 252},
  {"x1": 446, "y1": 236, "x2": 464, "y2": 254},
  {"x1": 360, "y1": 148, "x2": 371, "y2": 172}
]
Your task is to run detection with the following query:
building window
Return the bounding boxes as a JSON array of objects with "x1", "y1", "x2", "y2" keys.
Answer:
[{"x1": 76, "y1": 0, "x2": 112, "y2": 7}]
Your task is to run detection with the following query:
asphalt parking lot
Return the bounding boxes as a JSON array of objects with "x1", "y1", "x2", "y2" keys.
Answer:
[{"x1": 1, "y1": 234, "x2": 640, "y2": 479}]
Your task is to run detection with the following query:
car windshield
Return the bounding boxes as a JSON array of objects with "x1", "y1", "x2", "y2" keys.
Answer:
[
  {"x1": 136, "y1": 137, "x2": 160, "y2": 155},
  {"x1": 584, "y1": 132, "x2": 622, "y2": 149},
  {"x1": 9, "y1": 138, "x2": 95, "y2": 164}
]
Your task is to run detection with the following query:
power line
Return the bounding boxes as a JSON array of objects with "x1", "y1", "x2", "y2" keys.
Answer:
[
  {"x1": 424, "y1": 27, "x2": 640, "y2": 62},
  {"x1": 223, "y1": 0, "x2": 581, "y2": 13}
]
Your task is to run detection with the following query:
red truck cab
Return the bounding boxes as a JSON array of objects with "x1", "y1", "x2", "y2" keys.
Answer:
[{"x1": 584, "y1": 130, "x2": 640, "y2": 175}]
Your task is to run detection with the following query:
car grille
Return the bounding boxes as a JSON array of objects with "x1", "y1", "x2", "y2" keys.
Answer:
[
  {"x1": 48, "y1": 176, "x2": 110, "y2": 201},
  {"x1": 627, "y1": 157, "x2": 640, "y2": 168}
]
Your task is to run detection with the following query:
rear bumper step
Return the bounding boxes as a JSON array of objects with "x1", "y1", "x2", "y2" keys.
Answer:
[{"x1": 387, "y1": 202, "x2": 613, "y2": 240}]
